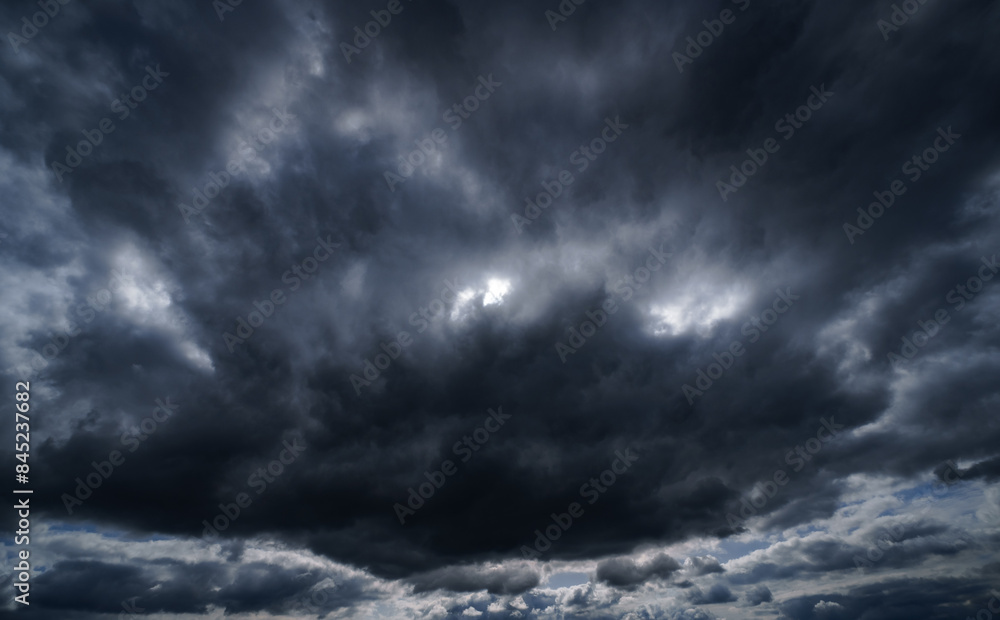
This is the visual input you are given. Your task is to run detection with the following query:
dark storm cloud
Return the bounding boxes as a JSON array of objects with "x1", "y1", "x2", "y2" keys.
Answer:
[
  {"x1": 408, "y1": 563, "x2": 540, "y2": 594},
  {"x1": 595, "y1": 553, "x2": 681, "y2": 589},
  {"x1": 778, "y1": 576, "x2": 1000, "y2": 620},
  {"x1": 687, "y1": 555, "x2": 725, "y2": 576},
  {"x1": 744, "y1": 584, "x2": 772, "y2": 606},
  {"x1": 723, "y1": 523, "x2": 973, "y2": 588},
  {"x1": 2, "y1": 0, "x2": 999, "y2": 616},
  {"x1": 32, "y1": 560, "x2": 150, "y2": 613},
  {"x1": 686, "y1": 582, "x2": 736, "y2": 605},
  {"x1": 29, "y1": 556, "x2": 375, "y2": 617},
  {"x1": 954, "y1": 455, "x2": 1000, "y2": 482}
]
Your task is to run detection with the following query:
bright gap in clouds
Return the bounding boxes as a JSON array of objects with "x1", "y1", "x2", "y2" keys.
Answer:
[
  {"x1": 113, "y1": 244, "x2": 214, "y2": 372},
  {"x1": 450, "y1": 277, "x2": 512, "y2": 320},
  {"x1": 483, "y1": 278, "x2": 511, "y2": 306},
  {"x1": 650, "y1": 285, "x2": 749, "y2": 338}
]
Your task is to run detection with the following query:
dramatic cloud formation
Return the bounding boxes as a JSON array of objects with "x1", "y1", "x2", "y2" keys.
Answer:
[{"x1": 1, "y1": 0, "x2": 999, "y2": 617}]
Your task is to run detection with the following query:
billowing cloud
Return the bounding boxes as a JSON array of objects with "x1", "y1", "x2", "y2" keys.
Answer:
[{"x1": 1, "y1": 0, "x2": 999, "y2": 617}]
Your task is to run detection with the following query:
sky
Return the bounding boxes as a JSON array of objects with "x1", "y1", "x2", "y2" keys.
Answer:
[{"x1": 1, "y1": 0, "x2": 999, "y2": 618}]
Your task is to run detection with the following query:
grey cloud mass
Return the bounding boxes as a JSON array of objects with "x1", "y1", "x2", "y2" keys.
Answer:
[{"x1": 1, "y1": 0, "x2": 999, "y2": 618}]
